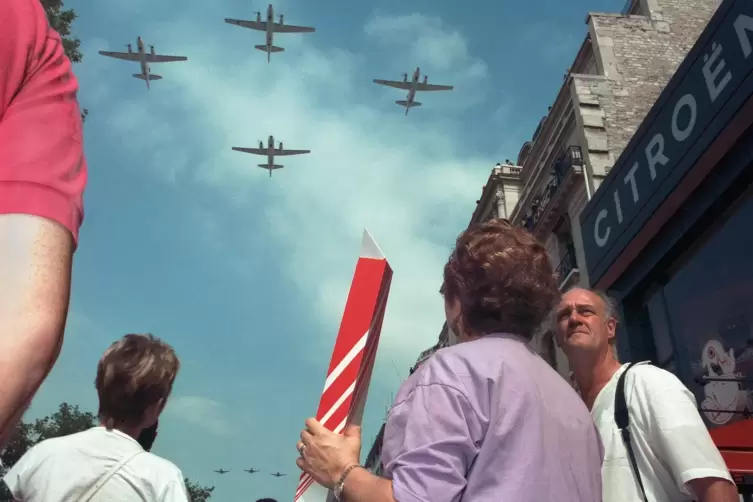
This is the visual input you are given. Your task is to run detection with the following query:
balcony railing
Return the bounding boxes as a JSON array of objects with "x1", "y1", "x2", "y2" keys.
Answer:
[
  {"x1": 555, "y1": 248, "x2": 579, "y2": 289},
  {"x1": 522, "y1": 145, "x2": 583, "y2": 233}
]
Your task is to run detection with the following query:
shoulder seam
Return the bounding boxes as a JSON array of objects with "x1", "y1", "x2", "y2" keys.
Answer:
[{"x1": 391, "y1": 382, "x2": 480, "y2": 424}]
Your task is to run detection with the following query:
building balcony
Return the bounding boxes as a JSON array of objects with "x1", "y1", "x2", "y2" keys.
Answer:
[
  {"x1": 555, "y1": 248, "x2": 581, "y2": 291},
  {"x1": 522, "y1": 145, "x2": 584, "y2": 239}
]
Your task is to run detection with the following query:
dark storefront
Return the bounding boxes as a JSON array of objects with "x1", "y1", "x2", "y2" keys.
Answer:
[{"x1": 580, "y1": 0, "x2": 753, "y2": 491}]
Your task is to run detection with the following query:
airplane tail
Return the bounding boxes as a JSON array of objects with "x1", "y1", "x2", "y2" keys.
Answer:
[
  {"x1": 255, "y1": 45, "x2": 284, "y2": 62},
  {"x1": 396, "y1": 100, "x2": 421, "y2": 115},
  {"x1": 259, "y1": 164, "x2": 284, "y2": 177},
  {"x1": 133, "y1": 73, "x2": 162, "y2": 81}
]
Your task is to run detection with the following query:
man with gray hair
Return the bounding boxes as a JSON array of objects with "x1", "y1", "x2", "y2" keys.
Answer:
[{"x1": 554, "y1": 287, "x2": 738, "y2": 502}]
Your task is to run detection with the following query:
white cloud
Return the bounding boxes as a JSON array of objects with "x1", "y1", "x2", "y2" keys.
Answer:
[
  {"x1": 78, "y1": 6, "x2": 495, "y2": 368},
  {"x1": 165, "y1": 396, "x2": 232, "y2": 436},
  {"x1": 364, "y1": 13, "x2": 482, "y2": 74}
]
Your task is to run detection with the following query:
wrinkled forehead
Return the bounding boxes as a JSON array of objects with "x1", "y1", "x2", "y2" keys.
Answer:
[{"x1": 557, "y1": 289, "x2": 604, "y2": 312}]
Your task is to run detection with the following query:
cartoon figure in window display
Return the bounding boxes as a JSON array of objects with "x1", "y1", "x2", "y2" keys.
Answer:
[{"x1": 700, "y1": 339, "x2": 753, "y2": 426}]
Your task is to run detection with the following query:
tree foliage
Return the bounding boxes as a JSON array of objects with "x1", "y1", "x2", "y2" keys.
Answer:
[
  {"x1": 0, "y1": 403, "x2": 213, "y2": 501},
  {"x1": 40, "y1": 0, "x2": 82, "y2": 63},
  {"x1": 185, "y1": 478, "x2": 215, "y2": 502},
  {"x1": 40, "y1": 0, "x2": 87, "y2": 120}
]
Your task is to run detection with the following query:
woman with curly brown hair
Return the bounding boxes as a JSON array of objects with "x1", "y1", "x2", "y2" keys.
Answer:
[{"x1": 296, "y1": 219, "x2": 603, "y2": 502}]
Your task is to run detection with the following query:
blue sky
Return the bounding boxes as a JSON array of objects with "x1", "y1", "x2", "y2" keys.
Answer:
[{"x1": 28, "y1": 0, "x2": 623, "y2": 499}]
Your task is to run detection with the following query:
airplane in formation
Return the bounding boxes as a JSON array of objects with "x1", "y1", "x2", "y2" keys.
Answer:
[
  {"x1": 270, "y1": 472, "x2": 286, "y2": 477},
  {"x1": 98, "y1": 37, "x2": 187, "y2": 90},
  {"x1": 213, "y1": 469, "x2": 230, "y2": 474},
  {"x1": 225, "y1": 3, "x2": 315, "y2": 62},
  {"x1": 231, "y1": 135, "x2": 310, "y2": 177},
  {"x1": 244, "y1": 468, "x2": 260, "y2": 474},
  {"x1": 373, "y1": 67, "x2": 454, "y2": 115}
]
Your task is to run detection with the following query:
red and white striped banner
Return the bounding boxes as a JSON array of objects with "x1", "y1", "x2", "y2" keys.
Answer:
[{"x1": 294, "y1": 229, "x2": 392, "y2": 502}]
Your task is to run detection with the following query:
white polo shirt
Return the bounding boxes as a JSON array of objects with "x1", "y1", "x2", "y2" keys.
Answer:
[
  {"x1": 3, "y1": 426, "x2": 189, "y2": 501},
  {"x1": 592, "y1": 362, "x2": 734, "y2": 502}
]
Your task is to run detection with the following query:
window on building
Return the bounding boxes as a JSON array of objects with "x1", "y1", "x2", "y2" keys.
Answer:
[
  {"x1": 643, "y1": 289, "x2": 678, "y2": 374},
  {"x1": 553, "y1": 217, "x2": 578, "y2": 282},
  {"x1": 643, "y1": 186, "x2": 753, "y2": 429}
]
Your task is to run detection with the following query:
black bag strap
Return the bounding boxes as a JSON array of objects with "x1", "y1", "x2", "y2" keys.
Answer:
[{"x1": 615, "y1": 362, "x2": 649, "y2": 502}]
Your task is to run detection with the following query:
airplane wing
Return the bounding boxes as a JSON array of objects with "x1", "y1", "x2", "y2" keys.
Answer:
[
  {"x1": 225, "y1": 18, "x2": 266, "y2": 31},
  {"x1": 99, "y1": 50, "x2": 141, "y2": 62},
  {"x1": 272, "y1": 23, "x2": 315, "y2": 33},
  {"x1": 415, "y1": 82, "x2": 454, "y2": 91},
  {"x1": 275, "y1": 149, "x2": 310, "y2": 156},
  {"x1": 145, "y1": 54, "x2": 187, "y2": 63},
  {"x1": 232, "y1": 147, "x2": 266, "y2": 155},
  {"x1": 373, "y1": 79, "x2": 412, "y2": 90}
]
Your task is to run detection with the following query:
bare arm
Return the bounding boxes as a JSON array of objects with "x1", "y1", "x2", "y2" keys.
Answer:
[
  {"x1": 341, "y1": 467, "x2": 395, "y2": 502},
  {"x1": 689, "y1": 477, "x2": 739, "y2": 502},
  {"x1": 0, "y1": 215, "x2": 72, "y2": 445}
]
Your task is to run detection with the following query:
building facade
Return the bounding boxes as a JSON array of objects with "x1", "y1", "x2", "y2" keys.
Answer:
[
  {"x1": 508, "y1": 0, "x2": 720, "y2": 379},
  {"x1": 580, "y1": 0, "x2": 753, "y2": 488}
]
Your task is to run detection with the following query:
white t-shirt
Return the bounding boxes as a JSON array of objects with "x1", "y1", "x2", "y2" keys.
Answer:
[
  {"x1": 3, "y1": 426, "x2": 189, "y2": 501},
  {"x1": 592, "y1": 362, "x2": 734, "y2": 502}
]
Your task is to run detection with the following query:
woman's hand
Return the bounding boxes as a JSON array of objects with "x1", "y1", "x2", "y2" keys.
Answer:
[{"x1": 296, "y1": 418, "x2": 361, "y2": 489}]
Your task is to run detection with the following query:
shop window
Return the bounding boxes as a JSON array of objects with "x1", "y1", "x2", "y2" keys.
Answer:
[
  {"x1": 644, "y1": 290, "x2": 678, "y2": 374},
  {"x1": 653, "y1": 187, "x2": 753, "y2": 429}
]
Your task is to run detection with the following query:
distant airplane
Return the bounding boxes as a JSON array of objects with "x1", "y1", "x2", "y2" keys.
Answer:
[
  {"x1": 99, "y1": 37, "x2": 187, "y2": 90},
  {"x1": 270, "y1": 472, "x2": 287, "y2": 477},
  {"x1": 214, "y1": 469, "x2": 229, "y2": 474},
  {"x1": 373, "y1": 67, "x2": 453, "y2": 115},
  {"x1": 224, "y1": 3, "x2": 315, "y2": 62},
  {"x1": 244, "y1": 468, "x2": 260, "y2": 474},
  {"x1": 231, "y1": 135, "x2": 310, "y2": 177}
]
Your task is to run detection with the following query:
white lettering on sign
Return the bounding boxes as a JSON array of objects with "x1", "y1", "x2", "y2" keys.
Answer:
[
  {"x1": 645, "y1": 134, "x2": 669, "y2": 180},
  {"x1": 703, "y1": 42, "x2": 733, "y2": 102},
  {"x1": 595, "y1": 209, "x2": 610, "y2": 247},
  {"x1": 671, "y1": 94, "x2": 697, "y2": 142},
  {"x1": 591, "y1": 10, "x2": 753, "y2": 250},
  {"x1": 735, "y1": 14, "x2": 753, "y2": 58},
  {"x1": 613, "y1": 190, "x2": 623, "y2": 224},
  {"x1": 623, "y1": 162, "x2": 641, "y2": 203}
]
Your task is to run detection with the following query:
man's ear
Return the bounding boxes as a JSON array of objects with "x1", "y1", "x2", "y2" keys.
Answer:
[{"x1": 606, "y1": 317, "x2": 617, "y2": 344}]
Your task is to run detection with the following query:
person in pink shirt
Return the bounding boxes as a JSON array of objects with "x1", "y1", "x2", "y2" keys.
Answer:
[{"x1": 0, "y1": 0, "x2": 87, "y2": 444}]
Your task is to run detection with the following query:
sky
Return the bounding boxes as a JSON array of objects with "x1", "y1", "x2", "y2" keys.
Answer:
[{"x1": 28, "y1": 0, "x2": 625, "y2": 499}]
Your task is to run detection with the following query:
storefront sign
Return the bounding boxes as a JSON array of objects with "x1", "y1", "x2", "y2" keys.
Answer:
[{"x1": 580, "y1": 0, "x2": 753, "y2": 284}]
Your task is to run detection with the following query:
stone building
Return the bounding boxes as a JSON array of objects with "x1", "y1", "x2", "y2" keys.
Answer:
[
  {"x1": 509, "y1": 0, "x2": 719, "y2": 379},
  {"x1": 579, "y1": 0, "x2": 753, "y2": 484}
]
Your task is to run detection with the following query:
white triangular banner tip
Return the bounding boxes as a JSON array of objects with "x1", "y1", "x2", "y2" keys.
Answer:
[{"x1": 359, "y1": 228, "x2": 385, "y2": 259}]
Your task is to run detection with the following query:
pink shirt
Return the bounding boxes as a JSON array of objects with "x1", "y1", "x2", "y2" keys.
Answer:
[{"x1": 0, "y1": 0, "x2": 87, "y2": 245}]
